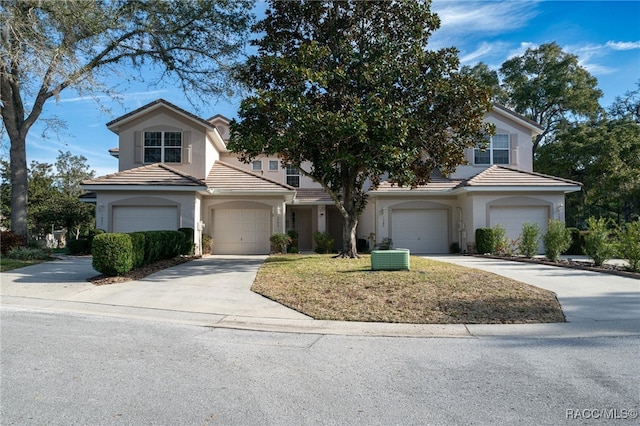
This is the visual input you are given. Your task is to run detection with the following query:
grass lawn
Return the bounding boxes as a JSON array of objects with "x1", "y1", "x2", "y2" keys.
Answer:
[
  {"x1": 0, "y1": 257, "x2": 48, "y2": 272},
  {"x1": 252, "y1": 255, "x2": 565, "y2": 324}
]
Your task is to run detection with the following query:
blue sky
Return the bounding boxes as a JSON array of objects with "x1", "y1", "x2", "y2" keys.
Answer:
[{"x1": 4, "y1": 0, "x2": 639, "y2": 177}]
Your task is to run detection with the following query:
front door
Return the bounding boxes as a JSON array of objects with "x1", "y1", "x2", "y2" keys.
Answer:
[{"x1": 292, "y1": 208, "x2": 312, "y2": 250}]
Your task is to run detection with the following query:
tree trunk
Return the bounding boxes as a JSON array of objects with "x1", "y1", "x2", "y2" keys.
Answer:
[
  {"x1": 338, "y1": 214, "x2": 359, "y2": 258},
  {"x1": 335, "y1": 180, "x2": 361, "y2": 259},
  {"x1": 9, "y1": 131, "x2": 28, "y2": 241}
]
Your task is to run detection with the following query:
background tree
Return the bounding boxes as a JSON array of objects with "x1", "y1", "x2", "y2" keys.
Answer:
[
  {"x1": 536, "y1": 104, "x2": 640, "y2": 226},
  {"x1": 499, "y1": 42, "x2": 602, "y2": 154},
  {"x1": 1, "y1": 0, "x2": 255, "y2": 240},
  {"x1": 460, "y1": 62, "x2": 506, "y2": 103},
  {"x1": 229, "y1": 0, "x2": 492, "y2": 258},
  {"x1": 2, "y1": 151, "x2": 99, "y2": 239}
]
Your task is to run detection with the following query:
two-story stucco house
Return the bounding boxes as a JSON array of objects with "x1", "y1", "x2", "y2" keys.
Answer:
[{"x1": 81, "y1": 99, "x2": 581, "y2": 255}]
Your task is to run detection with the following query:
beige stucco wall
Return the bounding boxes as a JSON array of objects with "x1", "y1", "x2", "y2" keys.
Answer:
[
  {"x1": 453, "y1": 109, "x2": 536, "y2": 179},
  {"x1": 94, "y1": 191, "x2": 198, "y2": 232},
  {"x1": 116, "y1": 109, "x2": 210, "y2": 179}
]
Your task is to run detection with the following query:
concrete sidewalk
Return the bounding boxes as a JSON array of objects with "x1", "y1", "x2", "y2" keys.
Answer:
[{"x1": 1, "y1": 254, "x2": 639, "y2": 338}]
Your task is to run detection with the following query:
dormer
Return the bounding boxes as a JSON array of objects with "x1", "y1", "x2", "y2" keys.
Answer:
[
  {"x1": 207, "y1": 114, "x2": 232, "y2": 142},
  {"x1": 105, "y1": 99, "x2": 227, "y2": 179},
  {"x1": 453, "y1": 103, "x2": 543, "y2": 179}
]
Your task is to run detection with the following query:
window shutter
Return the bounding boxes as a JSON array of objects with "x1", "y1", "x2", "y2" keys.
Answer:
[
  {"x1": 134, "y1": 131, "x2": 142, "y2": 163},
  {"x1": 510, "y1": 134, "x2": 518, "y2": 166},
  {"x1": 182, "y1": 131, "x2": 191, "y2": 164}
]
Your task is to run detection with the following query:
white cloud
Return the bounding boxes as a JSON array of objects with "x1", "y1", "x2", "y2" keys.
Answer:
[
  {"x1": 606, "y1": 40, "x2": 640, "y2": 51},
  {"x1": 460, "y1": 41, "x2": 510, "y2": 64},
  {"x1": 432, "y1": 0, "x2": 541, "y2": 35}
]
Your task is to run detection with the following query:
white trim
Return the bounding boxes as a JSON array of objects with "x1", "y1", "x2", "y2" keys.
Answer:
[{"x1": 81, "y1": 185, "x2": 207, "y2": 192}]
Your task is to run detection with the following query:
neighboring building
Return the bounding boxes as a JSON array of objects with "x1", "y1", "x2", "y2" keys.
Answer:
[{"x1": 82, "y1": 99, "x2": 581, "y2": 255}]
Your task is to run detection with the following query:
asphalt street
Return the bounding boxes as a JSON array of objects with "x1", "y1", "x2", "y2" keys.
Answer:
[{"x1": 2, "y1": 308, "x2": 638, "y2": 426}]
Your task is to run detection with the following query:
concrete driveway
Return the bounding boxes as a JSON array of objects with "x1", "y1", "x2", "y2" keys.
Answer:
[{"x1": 2, "y1": 254, "x2": 639, "y2": 338}]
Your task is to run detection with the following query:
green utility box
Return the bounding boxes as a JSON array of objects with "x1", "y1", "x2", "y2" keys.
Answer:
[{"x1": 371, "y1": 249, "x2": 410, "y2": 271}]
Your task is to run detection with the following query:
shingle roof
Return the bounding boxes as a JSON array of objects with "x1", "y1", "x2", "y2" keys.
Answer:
[
  {"x1": 206, "y1": 161, "x2": 295, "y2": 192},
  {"x1": 462, "y1": 165, "x2": 582, "y2": 188},
  {"x1": 491, "y1": 103, "x2": 545, "y2": 133},
  {"x1": 82, "y1": 163, "x2": 205, "y2": 186}
]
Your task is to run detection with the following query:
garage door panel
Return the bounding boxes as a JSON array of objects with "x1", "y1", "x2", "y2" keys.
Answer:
[
  {"x1": 212, "y1": 209, "x2": 270, "y2": 254},
  {"x1": 489, "y1": 206, "x2": 548, "y2": 253},
  {"x1": 391, "y1": 209, "x2": 448, "y2": 254},
  {"x1": 113, "y1": 206, "x2": 178, "y2": 233}
]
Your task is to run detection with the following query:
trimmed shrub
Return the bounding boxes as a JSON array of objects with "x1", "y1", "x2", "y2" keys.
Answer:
[
  {"x1": 491, "y1": 224, "x2": 507, "y2": 255},
  {"x1": 286, "y1": 229, "x2": 299, "y2": 253},
  {"x1": 67, "y1": 239, "x2": 90, "y2": 255},
  {"x1": 518, "y1": 222, "x2": 540, "y2": 258},
  {"x1": 314, "y1": 232, "x2": 335, "y2": 254},
  {"x1": 128, "y1": 232, "x2": 146, "y2": 269},
  {"x1": 92, "y1": 233, "x2": 133, "y2": 276},
  {"x1": 449, "y1": 242, "x2": 461, "y2": 254},
  {"x1": 377, "y1": 237, "x2": 393, "y2": 251},
  {"x1": 201, "y1": 234, "x2": 213, "y2": 255},
  {"x1": 8, "y1": 247, "x2": 50, "y2": 260},
  {"x1": 542, "y1": 219, "x2": 571, "y2": 262},
  {"x1": 177, "y1": 227, "x2": 194, "y2": 255},
  {"x1": 584, "y1": 217, "x2": 616, "y2": 267},
  {"x1": 618, "y1": 221, "x2": 640, "y2": 272},
  {"x1": 475, "y1": 228, "x2": 493, "y2": 254},
  {"x1": 1, "y1": 231, "x2": 25, "y2": 256},
  {"x1": 270, "y1": 233, "x2": 291, "y2": 254},
  {"x1": 143, "y1": 231, "x2": 164, "y2": 264},
  {"x1": 566, "y1": 227, "x2": 585, "y2": 255}
]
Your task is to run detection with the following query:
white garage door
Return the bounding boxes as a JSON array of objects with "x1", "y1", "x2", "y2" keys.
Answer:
[
  {"x1": 391, "y1": 209, "x2": 449, "y2": 253},
  {"x1": 113, "y1": 206, "x2": 178, "y2": 233},
  {"x1": 212, "y1": 209, "x2": 271, "y2": 254},
  {"x1": 489, "y1": 206, "x2": 549, "y2": 253}
]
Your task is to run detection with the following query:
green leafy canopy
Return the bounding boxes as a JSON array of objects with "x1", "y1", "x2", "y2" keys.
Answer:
[{"x1": 229, "y1": 0, "x2": 492, "y2": 256}]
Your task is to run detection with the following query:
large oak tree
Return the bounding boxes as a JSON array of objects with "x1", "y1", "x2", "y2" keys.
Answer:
[
  {"x1": 1, "y1": 0, "x2": 254, "y2": 239},
  {"x1": 229, "y1": 0, "x2": 492, "y2": 258},
  {"x1": 499, "y1": 42, "x2": 602, "y2": 154}
]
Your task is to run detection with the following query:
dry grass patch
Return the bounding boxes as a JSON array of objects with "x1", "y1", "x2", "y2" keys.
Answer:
[{"x1": 252, "y1": 255, "x2": 565, "y2": 324}]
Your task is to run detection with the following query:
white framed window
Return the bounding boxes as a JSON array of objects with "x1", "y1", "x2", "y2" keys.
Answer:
[
  {"x1": 252, "y1": 160, "x2": 263, "y2": 171},
  {"x1": 269, "y1": 160, "x2": 279, "y2": 171},
  {"x1": 474, "y1": 134, "x2": 510, "y2": 165},
  {"x1": 286, "y1": 164, "x2": 300, "y2": 187},
  {"x1": 144, "y1": 131, "x2": 182, "y2": 163}
]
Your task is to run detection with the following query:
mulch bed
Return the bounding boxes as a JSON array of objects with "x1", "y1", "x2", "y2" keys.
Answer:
[
  {"x1": 475, "y1": 255, "x2": 640, "y2": 280},
  {"x1": 89, "y1": 256, "x2": 196, "y2": 286}
]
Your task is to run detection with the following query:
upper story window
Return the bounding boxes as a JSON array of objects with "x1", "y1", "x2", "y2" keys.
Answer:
[
  {"x1": 269, "y1": 160, "x2": 279, "y2": 171},
  {"x1": 252, "y1": 160, "x2": 262, "y2": 171},
  {"x1": 144, "y1": 131, "x2": 182, "y2": 163},
  {"x1": 286, "y1": 164, "x2": 300, "y2": 187},
  {"x1": 474, "y1": 134, "x2": 509, "y2": 165}
]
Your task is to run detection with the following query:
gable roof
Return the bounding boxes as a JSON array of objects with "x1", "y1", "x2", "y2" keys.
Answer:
[
  {"x1": 490, "y1": 103, "x2": 545, "y2": 135},
  {"x1": 81, "y1": 163, "x2": 206, "y2": 191},
  {"x1": 460, "y1": 165, "x2": 581, "y2": 189},
  {"x1": 369, "y1": 165, "x2": 581, "y2": 196},
  {"x1": 106, "y1": 98, "x2": 218, "y2": 134},
  {"x1": 206, "y1": 161, "x2": 296, "y2": 195}
]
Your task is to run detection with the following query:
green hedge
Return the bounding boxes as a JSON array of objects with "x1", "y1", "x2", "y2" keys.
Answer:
[
  {"x1": 178, "y1": 227, "x2": 194, "y2": 255},
  {"x1": 129, "y1": 232, "x2": 146, "y2": 269},
  {"x1": 475, "y1": 228, "x2": 493, "y2": 254},
  {"x1": 91, "y1": 230, "x2": 187, "y2": 276},
  {"x1": 92, "y1": 233, "x2": 134, "y2": 276}
]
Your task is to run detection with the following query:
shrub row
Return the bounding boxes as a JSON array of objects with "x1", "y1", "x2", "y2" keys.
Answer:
[
  {"x1": 92, "y1": 229, "x2": 193, "y2": 276},
  {"x1": 475, "y1": 218, "x2": 640, "y2": 271}
]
